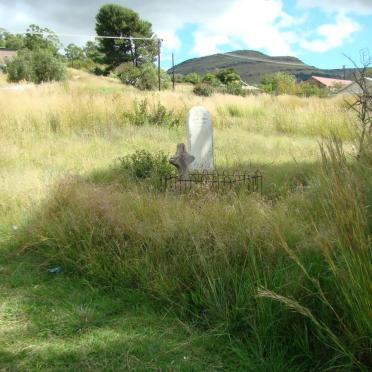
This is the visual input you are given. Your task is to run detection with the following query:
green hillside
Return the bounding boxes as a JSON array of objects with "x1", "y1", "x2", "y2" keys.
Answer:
[{"x1": 170, "y1": 50, "x2": 354, "y2": 84}]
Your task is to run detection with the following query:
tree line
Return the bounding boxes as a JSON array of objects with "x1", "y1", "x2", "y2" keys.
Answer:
[{"x1": 0, "y1": 4, "x2": 161, "y2": 86}]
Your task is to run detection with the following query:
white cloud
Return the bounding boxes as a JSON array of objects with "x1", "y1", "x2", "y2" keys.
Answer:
[
  {"x1": 0, "y1": 0, "x2": 366, "y2": 61},
  {"x1": 297, "y1": 0, "x2": 372, "y2": 15},
  {"x1": 157, "y1": 30, "x2": 181, "y2": 50},
  {"x1": 300, "y1": 14, "x2": 361, "y2": 52},
  {"x1": 191, "y1": 0, "x2": 297, "y2": 56}
]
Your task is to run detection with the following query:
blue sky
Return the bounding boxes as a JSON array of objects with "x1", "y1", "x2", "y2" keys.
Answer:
[{"x1": 1, "y1": 0, "x2": 371, "y2": 69}]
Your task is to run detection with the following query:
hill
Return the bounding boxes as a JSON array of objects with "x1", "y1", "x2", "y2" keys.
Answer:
[{"x1": 170, "y1": 50, "x2": 354, "y2": 84}]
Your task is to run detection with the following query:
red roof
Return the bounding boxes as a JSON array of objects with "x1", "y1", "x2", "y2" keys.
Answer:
[{"x1": 309, "y1": 76, "x2": 353, "y2": 87}]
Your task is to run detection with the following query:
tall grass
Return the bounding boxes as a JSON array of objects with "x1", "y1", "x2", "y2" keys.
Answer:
[
  {"x1": 1, "y1": 71, "x2": 370, "y2": 370},
  {"x1": 14, "y1": 135, "x2": 371, "y2": 369}
]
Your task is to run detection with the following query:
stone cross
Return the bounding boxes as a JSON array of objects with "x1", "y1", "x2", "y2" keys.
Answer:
[
  {"x1": 169, "y1": 143, "x2": 195, "y2": 180},
  {"x1": 186, "y1": 106, "x2": 214, "y2": 171}
]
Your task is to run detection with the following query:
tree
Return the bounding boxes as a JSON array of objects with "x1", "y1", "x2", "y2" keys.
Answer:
[
  {"x1": 7, "y1": 49, "x2": 66, "y2": 84},
  {"x1": 344, "y1": 56, "x2": 372, "y2": 159},
  {"x1": 183, "y1": 72, "x2": 200, "y2": 84},
  {"x1": 202, "y1": 72, "x2": 220, "y2": 87},
  {"x1": 95, "y1": 4, "x2": 156, "y2": 68},
  {"x1": 0, "y1": 29, "x2": 24, "y2": 49},
  {"x1": 84, "y1": 41, "x2": 104, "y2": 63},
  {"x1": 24, "y1": 24, "x2": 61, "y2": 54},
  {"x1": 65, "y1": 44, "x2": 85, "y2": 67},
  {"x1": 134, "y1": 63, "x2": 170, "y2": 90},
  {"x1": 261, "y1": 72, "x2": 297, "y2": 95},
  {"x1": 215, "y1": 68, "x2": 241, "y2": 85}
]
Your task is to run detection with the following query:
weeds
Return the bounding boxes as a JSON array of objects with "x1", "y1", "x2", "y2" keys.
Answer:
[{"x1": 125, "y1": 98, "x2": 182, "y2": 127}]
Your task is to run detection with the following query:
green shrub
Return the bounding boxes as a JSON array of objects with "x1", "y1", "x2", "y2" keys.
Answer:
[
  {"x1": 6, "y1": 49, "x2": 34, "y2": 82},
  {"x1": 116, "y1": 62, "x2": 141, "y2": 85},
  {"x1": 261, "y1": 72, "x2": 298, "y2": 95},
  {"x1": 134, "y1": 63, "x2": 170, "y2": 91},
  {"x1": 119, "y1": 149, "x2": 175, "y2": 186},
  {"x1": 126, "y1": 99, "x2": 182, "y2": 127},
  {"x1": 224, "y1": 81, "x2": 245, "y2": 96},
  {"x1": 183, "y1": 72, "x2": 200, "y2": 85},
  {"x1": 215, "y1": 68, "x2": 241, "y2": 85},
  {"x1": 202, "y1": 72, "x2": 220, "y2": 87},
  {"x1": 7, "y1": 48, "x2": 66, "y2": 84},
  {"x1": 193, "y1": 83, "x2": 214, "y2": 97},
  {"x1": 297, "y1": 81, "x2": 329, "y2": 97}
]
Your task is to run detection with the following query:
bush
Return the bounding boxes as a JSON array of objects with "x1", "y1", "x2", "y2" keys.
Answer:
[
  {"x1": 116, "y1": 62, "x2": 141, "y2": 85},
  {"x1": 7, "y1": 49, "x2": 66, "y2": 84},
  {"x1": 202, "y1": 72, "x2": 220, "y2": 87},
  {"x1": 183, "y1": 72, "x2": 200, "y2": 85},
  {"x1": 215, "y1": 68, "x2": 241, "y2": 85},
  {"x1": 119, "y1": 149, "x2": 175, "y2": 187},
  {"x1": 91, "y1": 64, "x2": 110, "y2": 76},
  {"x1": 261, "y1": 72, "x2": 298, "y2": 95},
  {"x1": 193, "y1": 83, "x2": 214, "y2": 97},
  {"x1": 134, "y1": 63, "x2": 170, "y2": 91},
  {"x1": 297, "y1": 81, "x2": 329, "y2": 97},
  {"x1": 224, "y1": 81, "x2": 245, "y2": 96},
  {"x1": 126, "y1": 99, "x2": 182, "y2": 127}
]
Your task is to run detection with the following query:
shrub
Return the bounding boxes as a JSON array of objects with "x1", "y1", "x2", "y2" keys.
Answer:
[
  {"x1": 91, "y1": 64, "x2": 110, "y2": 76},
  {"x1": 224, "y1": 81, "x2": 245, "y2": 96},
  {"x1": 173, "y1": 73, "x2": 184, "y2": 83},
  {"x1": 134, "y1": 63, "x2": 170, "y2": 91},
  {"x1": 183, "y1": 72, "x2": 200, "y2": 85},
  {"x1": 215, "y1": 68, "x2": 241, "y2": 85},
  {"x1": 119, "y1": 149, "x2": 175, "y2": 186},
  {"x1": 116, "y1": 62, "x2": 141, "y2": 85},
  {"x1": 261, "y1": 72, "x2": 298, "y2": 95},
  {"x1": 202, "y1": 72, "x2": 220, "y2": 87},
  {"x1": 193, "y1": 83, "x2": 214, "y2": 97},
  {"x1": 7, "y1": 48, "x2": 66, "y2": 84},
  {"x1": 297, "y1": 81, "x2": 329, "y2": 97},
  {"x1": 126, "y1": 99, "x2": 182, "y2": 127}
]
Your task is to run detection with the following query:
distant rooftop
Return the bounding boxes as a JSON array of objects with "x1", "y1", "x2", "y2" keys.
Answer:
[{"x1": 309, "y1": 76, "x2": 353, "y2": 87}]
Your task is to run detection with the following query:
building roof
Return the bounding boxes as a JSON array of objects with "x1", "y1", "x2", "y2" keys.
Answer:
[
  {"x1": 0, "y1": 48, "x2": 18, "y2": 64},
  {"x1": 337, "y1": 77, "x2": 372, "y2": 95},
  {"x1": 309, "y1": 76, "x2": 353, "y2": 87}
]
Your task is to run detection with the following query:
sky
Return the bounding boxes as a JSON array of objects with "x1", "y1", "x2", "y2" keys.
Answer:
[{"x1": 0, "y1": 0, "x2": 371, "y2": 69}]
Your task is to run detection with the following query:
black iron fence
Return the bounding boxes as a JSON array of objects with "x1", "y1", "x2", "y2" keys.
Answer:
[{"x1": 162, "y1": 170, "x2": 262, "y2": 193}]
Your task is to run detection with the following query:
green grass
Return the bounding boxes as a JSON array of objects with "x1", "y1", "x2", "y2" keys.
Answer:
[
  {"x1": 0, "y1": 246, "x2": 228, "y2": 371},
  {"x1": 0, "y1": 73, "x2": 371, "y2": 370}
]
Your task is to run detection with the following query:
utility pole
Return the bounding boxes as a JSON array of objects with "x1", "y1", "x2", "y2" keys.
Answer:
[
  {"x1": 172, "y1": 52, "x2": 175, "y2": 91},
  {"x1": 343, "y1": 65, "x2": 346, "y2": 80},
  {"x1": 157, "y1": 39, "x2": 161, "y2": 91}
]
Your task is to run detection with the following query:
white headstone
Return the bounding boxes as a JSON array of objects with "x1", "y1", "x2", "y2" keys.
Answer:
[{"x1": 186, "y1": 106, "x2": 214, "y2": 171}]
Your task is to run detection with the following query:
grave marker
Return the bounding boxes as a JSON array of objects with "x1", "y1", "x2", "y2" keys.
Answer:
[{"x1": 186, "y1": 106, "x2": 214, "y2": 171}]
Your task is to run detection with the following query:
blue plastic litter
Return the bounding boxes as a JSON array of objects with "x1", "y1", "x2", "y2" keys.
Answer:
[{"x1": 48, "y1": 266, "x2": 62, "y2": 274}]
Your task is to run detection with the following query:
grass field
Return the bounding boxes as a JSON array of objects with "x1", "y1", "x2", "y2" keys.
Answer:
[{"x1": 0, "y1": 70, "x2": 371, "y2": 370}]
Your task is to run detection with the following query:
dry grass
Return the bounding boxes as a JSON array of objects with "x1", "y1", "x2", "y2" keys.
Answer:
[
  {"x1": 1, "y1": 71, "x2": 370, "y2": 370},
  {"x1": 2, "y1": 70, "x2": 347, "y2": 229}
]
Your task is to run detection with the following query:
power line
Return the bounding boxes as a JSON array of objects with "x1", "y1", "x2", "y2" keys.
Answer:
[{"x1": 19, "y1": 31, "x2": 162, "y2": 41}]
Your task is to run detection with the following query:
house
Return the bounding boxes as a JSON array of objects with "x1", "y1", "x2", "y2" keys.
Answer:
[
  {"x1": 337, "y1": 77, "x2": 372, "y2": 95},
  {"x1": 0, "y1": 48, "x2": 17, "y2": 64},
  {"x1": 307, "y1": 76, "x2": 353, "y2": 92}
]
